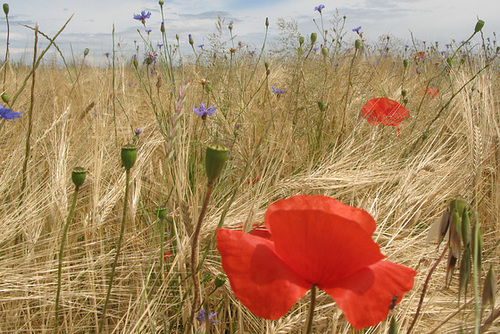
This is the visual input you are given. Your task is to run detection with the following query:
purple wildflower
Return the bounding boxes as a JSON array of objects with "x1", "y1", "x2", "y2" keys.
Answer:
[
  {"x1": 146, "y1": 29, "x2": 152, "y2": 34},
  {"x1": 0, "y1": 105, "x2": 24, "y2": 120},
  {"x1": 104, "y1": 52, "x2": 110, "y2": 58},
  {"x1": 314, "y1": 4, "x2": 325, "y2": 13},
  {"x1": 248, "y1": 51, "x2": 256, "y2": 56},
  {"x1": 198, "y1": 44, "x2": 204, "y2": 49},
  {"x1": 133, "y1": 10, "x2": 151, "y2": 24},
  {"x1": 157, "y1": 43, "x2": 163, "y2": 48},
  {"x1": 271, "y1": 86, "x2": 285, "y2": 96},
  {"x1": 196, "y1": 309, "x2": 218, "y2": 324},
  {"x1": 352, "y1": 26, "x2": 362, "y2": 32},
  {"x1": 193, "y1": 103, "x2": 216, "y2": 119},
  {"x1": 134, "y1": 128, "x2": 143, "y2": 136},
  {"x1": 144, "y1": 51, "x2": 157, "y2": 66}
]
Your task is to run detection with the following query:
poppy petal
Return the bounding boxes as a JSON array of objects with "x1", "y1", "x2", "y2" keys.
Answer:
[
  {"x1": 265, "y1": 195, "x2": 385, "y2": 285},
  {"x1": 321, "y1": 261, "x2": 417, "y2": 330},
  {"x1": 216, "y1": 228, "x2": 311, "y2": 319},
  {"x1": 361, "y1": 97, "x2": 410, "y2": 127}
]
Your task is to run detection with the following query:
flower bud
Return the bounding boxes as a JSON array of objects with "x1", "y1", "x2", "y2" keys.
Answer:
[
  {"x1": 264, "y1": 62, "x2": 269, "y2": 70},
  {"x1": 1, "y1": 93, "x2": 9, "y2": 103},
  {"x1": 310, "y1": 33, "x2": 317, "y2": 44},
  {"x1": 176, "y1": 33, "x2": 179, "y2": 41},
  {"x1": 401, "y1": 89, "x2": 407, "y2": 98},
  {"x1": 157, "y1": 206, "x2": 168, "y2": 220},
  {"x1": 159, "y1": 0, "x2": 164, "y2": 6},
  {"x1": 3, "y1": 3, "x2": 8, "y2": 16},
  {"x1": 71, "y1": 167, "x2": 87, "y2": 189},
  {"x1": 188, "y1": 34, "x2": 194, "y2": 46},
  {"x1": 161, "y1": 22, "x2": 165, "y2": 33},
  {"x1": 321, "y1": 46, "x2": 328, "y2": 57},
  {"x1": 214, "y1": 274, "x2": 226, "y2": 288},
  {"x1": 205, "y1": 142, "x2": 229, "y2": 182},
  {"x1": 133, "y1": 55, "x2": 138, "y2": 69},
  {"x1": 205, "y1": 83, "x2": 212, "y2": 92},
  {"x1": 265, "y1": 17, "x2": 269, "y2": 27},
  {"x1": 474, "y1": 19, "x2": 485, "y2": 33},
  {"x1": 228, "y1": 23, "x2": 233, "y2": 31},
  {"x1": 355, "y1": 39, "x2": 361, "y2": 50},
  {"x1": 299, "y1": 36, "x2": 305, "y2": 45},
  {"x1": 83, "y1": 48, "x2": 89, "y2": 57},
  {"x1": 121, "y1": 144, "x2": 137, "y2": 170},
  {"x1": 403, "y1": 59, "x2": 409, "y2": 68},
  {"x1": 266, "y1": 69, "x2": 270, "y2": 76}
]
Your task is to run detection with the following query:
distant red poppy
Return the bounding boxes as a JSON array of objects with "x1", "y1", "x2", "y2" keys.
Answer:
[
  {"x1": 425, "y1": 87, "x2": 439, "y2": 98},
  {"x1": 361, "y1": 97, "x2": 410, "y2": 137},
  {"x1": 217, "y1": 195, "x2": 416, "y2": 330}
]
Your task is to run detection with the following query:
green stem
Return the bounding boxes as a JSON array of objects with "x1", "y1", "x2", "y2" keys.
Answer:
[
  {"x1": 185, "y1": 181, "x2": 214, "y2": 334},
  {"x1": 99, "y1": 169, "x2": 131, "y2": 332},
  {"x1": 54, "y1": 186, "x2": 80, "y2": 333},
  {"x1": 3, "y1": 9, "x2": 9, "y2": 90},
  {"x1": 473, "y1": 223, "x2": 480, "y2": 334},
  {"x1": 304, "y1": 285, "x2": 317, "y2": 334}
]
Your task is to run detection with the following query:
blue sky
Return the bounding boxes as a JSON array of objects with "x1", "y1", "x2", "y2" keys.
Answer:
[{"x1": 2, "y1": 0, "x2": 499, "y2": 64}]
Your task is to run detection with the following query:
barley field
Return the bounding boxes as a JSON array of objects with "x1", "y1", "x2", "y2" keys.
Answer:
[{"x1": 0, "y1": 5, "x2": 499, "y2": 334}]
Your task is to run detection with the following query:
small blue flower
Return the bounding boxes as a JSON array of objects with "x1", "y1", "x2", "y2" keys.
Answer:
[
  {"x1": 196, "y1": 309, "x2": 218, "y2": 324},
  {"x1": 248, "y1": 51, "x2": 256, "y2": 56},
  {"x1": 193, "y1": 103, "x2": 216, "y2": 118},
  {"x1": 271, "y1": 86, "x2": 285, "y2": 96},
  {"x1": 157, "y1": 43, "x2": 163, "y2": 48},
  {"x1": 134, "y1": 128, "x2": 143, "y2": 136},
  {"x1": 198, "y1": 44, "x2": 204, "y2": 49},
  {"x1": 146, "y1": 29, "x2": 152, "y2": 34},
  {"x1": 314, "y1": 4, "x2": 325, "y2": 12},
  {"x1": 133, "y1": 10, "x2": 151, "y2": 24},
  {"x1": 352, "y1": 26, "x2": 362, "y2": 32},
  {"x1": 0, "y1": 105, "x2": 23, "y2": 120}
]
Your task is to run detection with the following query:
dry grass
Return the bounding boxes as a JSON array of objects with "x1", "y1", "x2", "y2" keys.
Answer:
[{"x1": 0, "y1": 38, "x2": 499, "y2": 334}]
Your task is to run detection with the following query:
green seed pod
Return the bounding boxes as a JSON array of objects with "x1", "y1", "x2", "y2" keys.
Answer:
[
  {"x1": 84, "y1": 48, "x2": 89, "y2": 57},
  {"x1": 388, "y1": 316, "x2": 398, "y2": 334},
  {"x1": 310, "y1": 33, "x2": 317, "y2": 44},
  {"x1": 461, "y1": 58, "x2": 466, "y2": 64},
  {"x1": 205, "y1": 142, "x2": 229, "y2": 182},
  {"x1": 482, "y1": 264, "x2": 496, "y2": 312},
  {"x1": 157, "y1": 206, "x2": 168, "y2": 220},
  {"x1": 1, "y1": 92, "x2": 9, "y2": 103},
  {"x1": 214, "y1": 273, "x2": 226, "y2": 288},
  {"x1": 403, "y1": 59, "x2": 409, "y2": 68},
  {"x1": 321, "y1": 46, "x2": 328, "y2": 57},
  {"x1": 299, "y1": 36, "x2": 305, "y2": 45},
  {"x1": 3, "y1": 3, "x2": 8, "y2": 16},
  {"x1": 228, "y1": 23, "x2": 233, "y2": 31},
  {"x1": 71, "y1": 167, "x2": 87, "y2": 189},
  {"x1": 354, "y1": 39, "x2": 361, "y2": 50},
  {"x1": 317, "y1": 101, "x2": 325, "y2": 112},
  {"x1": 121, "y1": 144, "x2": 137, "y2": 170},
  {"x1": 474, "y1": 20, "x2": 485, "y2": 33}
]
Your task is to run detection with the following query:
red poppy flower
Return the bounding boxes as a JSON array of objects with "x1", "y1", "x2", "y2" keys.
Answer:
[
  {"x1": 361, "y1": 97, "x2": 410, "y2": 137},
  {"x1": 425, "y1": 87, "x2": 439, "y2": 98},
  {"x1": 216, "y1": 195, "x2": 416, "y2": 329}
]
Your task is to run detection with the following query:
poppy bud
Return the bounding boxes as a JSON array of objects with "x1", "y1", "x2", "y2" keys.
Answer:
[
  {"x1": 299, "y1": 36, "x2": 305, "y2": 45},
  {"x1": 318, "y1": 101, "x2": 325, "y2": 111},
  {"x1": 265, "y1": 17, "x2": 269, "y2": 27},
  {"x1": 188, "y1": 34, "x2": 194, "y2": 46},
  {"x1": 121, "y1": 144, "x2": 137, "y2": 170},
  {"x1": 84, "y1": 48, "x2": 89, "y2": 57},
  {"x1": 1, "y1": 93, "x2": 9, "y2": 103},
  {"x1": 310, "y1": 33, "x2": 317, "y2": 44},
  {"x1": 403, "y1": 59, "x2": 409, "y2": 68},
  {"x1": 214, "y1": 273, "x2": 226, "y2": 288},
  {"x1": 355, "y1": 39, "x2": 361, "y2": 50},
  {"x1": 205, "y1": 142, "x2": 229, "y2": 182},
  {"x1": 157, "y1": 206, "x2": 168, "y2": 220},
  {"x1": 3, "y1": 3, "x2": 8, "y2": 16},
  {"x1": 321, "y1": 46, "x2": 328, "y2": 57},
  {"x1": 474, "y1": 20, "x2": 485, "y2": 33},
  {"x1": 71, "y1": 167, "x2": 87, "y2": 189}
]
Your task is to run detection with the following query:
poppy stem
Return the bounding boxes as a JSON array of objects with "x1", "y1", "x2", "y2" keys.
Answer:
[{"x1": 304, "y1": 285, "x2": 317, "y2": 334}]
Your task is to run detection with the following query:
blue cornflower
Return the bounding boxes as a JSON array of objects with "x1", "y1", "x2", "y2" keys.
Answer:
[
  {"x1": 157, "y1": 43, "x2": 163, "y2": 48},
  {"x1": 198, "y1": 44, "x2": 204, "y2": 49},
  {"x1": 144, "y1": 51, "x2": 157, "y2": 66},
  {"x1": 271, "y1": 86, "x2": 285, "y2": 96},
  {"x1": 134, "y1": 128, "x2": 143, "y2": 136},
  {"x1": 352, "y1": 26, "x2": 362, "y2": 32},
  {"x1": 314, "y1": 4, "x2": 325, "y2": 13},
  {"x1": 193, "y1": 103, "x2": 216, "y2": 118},
  {"x1": 248, "y1": 51, "x2": 256, "y2": 56},
  {"x1": 196, "y1": 309, "x2": 218, "y2": 324},
  {"x1": 133, "y1": 10, "x2": 151, "y2": 24},
  {"x1": 146, "y1": 29, "x2": 152, "y2": 34},
  {"x1": 0, "y1": 105, "x2": 23, "y2": 120}
]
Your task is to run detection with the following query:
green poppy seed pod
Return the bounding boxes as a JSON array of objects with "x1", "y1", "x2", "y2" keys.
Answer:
[
  {"x1": 355, "y1": 39, "x2": 361, "y2": 50},
  {"x1": 402, "y1": 89, "x2": 407, "y2": 97},
  {"x1": 403, "y1": 59, "x2": 409, "y2": 68},
  {"x1": 1, "y1": 92, "x2": 9, "y2": 103},
  {"x1": 71, "y1": 167, "x2": 87, "y2": 189},
  {"x1": 310, "y1": 33, "x2": 317, "y2": 44},
  {"x1": 321, "y1": 46, "x2": 328, "y2": 57},
  {"x1": 159, "y1": 0, "x2": 164, "y2": 5},
  {"x1": 299, "y1": 36, "x2": 305, "y2": 45},
  {"x1": 84, "y1": 48, "x2": 89, "y2": 57},
  {"x1": 214, "y1": 273, "x2": 226, "y2": 288},
  {"x1": 317, "y1": 101, "x2": 325, "y2": 111},
  {"x1": 157, "y1": 206, "x2": 168, "y2": 220},
  {"x1": 482, "y1": 264, "x2": 496, "y2": 310},
  {"x1": 121, "y1": 144, "x2": 137, "y2": 170},
  {"x1": 474, "y1": 19, "x2": 485, "y2": 33},
  {"x1": 3, "y1": 3, "x2": 8, "y2": 16},
  {"x1": 205, "y1": 142, "x2": 229, "y2": 182},
  {"x1": 388, "y1": 316, "x2": 398, "y2": 334}
]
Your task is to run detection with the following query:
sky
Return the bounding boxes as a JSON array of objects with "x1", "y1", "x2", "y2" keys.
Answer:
[{"x1": 1, "y1": 0, "x2": 498, "y2": 65}]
